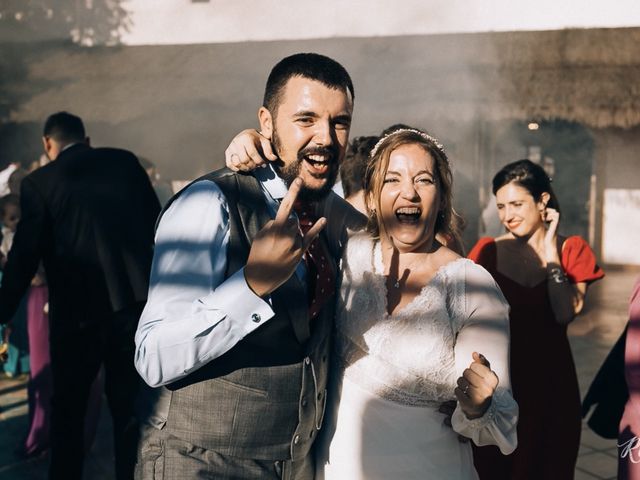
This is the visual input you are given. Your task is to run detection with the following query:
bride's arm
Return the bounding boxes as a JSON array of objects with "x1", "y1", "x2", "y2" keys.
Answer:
[{"x1": 450, "y1": 262, "x2": 518, "y2": 455}]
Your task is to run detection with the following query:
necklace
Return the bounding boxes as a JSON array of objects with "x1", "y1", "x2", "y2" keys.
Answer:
[{"x1": 387, "y1": 254, "x2": 427, "y2": 289}]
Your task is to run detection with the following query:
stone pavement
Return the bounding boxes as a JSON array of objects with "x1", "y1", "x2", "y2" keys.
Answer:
[{"x1": 0, "y1": 268, "x2": 637, "y2": 479}]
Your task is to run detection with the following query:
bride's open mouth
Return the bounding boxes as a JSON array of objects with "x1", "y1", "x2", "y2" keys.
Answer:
[{"x1": 395, "y1": 207, "x2": 422, "y2": 224}]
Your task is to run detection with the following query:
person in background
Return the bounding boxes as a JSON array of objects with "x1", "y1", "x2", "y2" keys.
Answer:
[
  {"x1": 0, "y1": 111, "x2": 160, "y2": 479},
  {"x1": 7, "y1": 160, "x2": 104, "y2": 460},
  {"x1": 468, "y1": 159, "x2": 604, "y2": 479},
  {"x1": 8, "y1": 166, "x2": 29, "y2": 196},
  {"x1": 138, "y1": 157, "x2": 174, "y2": 207},
  {"x1": 0, "y1": 193, "x2": 29, "y2": 379},
  {"x1": 0, "y1": 193, "x2": 21, "y2": 263},
  {"x1": 0, "y1": 161, "x2": 20, "y2": 196},
  {"x1": 339, "y1": 135, "x2": 378, "y2": 213}
]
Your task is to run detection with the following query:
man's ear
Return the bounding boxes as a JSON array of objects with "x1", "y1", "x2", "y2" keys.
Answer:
[
  {"x1": 258, "y1": 107, "x2": 273, "y2": 139},
  {"x1": 42, "y1": 136, "x2": 53, "y2": 158},
  {"x1": 84, "y1": 136, "x2": 91, "y2": 146}
]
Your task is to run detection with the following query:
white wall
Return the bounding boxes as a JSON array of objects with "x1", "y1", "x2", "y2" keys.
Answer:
[{"x1": 123, "y1": 0, "x2": 640, "y2": 46}]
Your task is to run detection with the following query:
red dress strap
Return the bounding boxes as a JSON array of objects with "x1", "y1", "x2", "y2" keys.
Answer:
[{"x1": 467, "y1": 237, "x2": 497, "y2": 273}]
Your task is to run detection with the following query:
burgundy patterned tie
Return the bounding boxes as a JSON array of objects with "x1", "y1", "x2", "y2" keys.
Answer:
[{"x1": 293, "y1": 201, "x2": 335, "y2": 319}]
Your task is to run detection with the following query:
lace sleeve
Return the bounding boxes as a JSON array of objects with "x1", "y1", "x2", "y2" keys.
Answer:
[{"x1": 450, "y1": 262, "x2": 518, "y2": 454}]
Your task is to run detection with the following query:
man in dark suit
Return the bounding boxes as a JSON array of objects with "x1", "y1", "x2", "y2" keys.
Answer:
[{"x1": 0, "y1": 112, "x2": 161, "y2": 479}]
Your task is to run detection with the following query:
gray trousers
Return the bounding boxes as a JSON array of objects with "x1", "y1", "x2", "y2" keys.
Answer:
[{"x1": 134, "y1": 425, "x2": 314, "y2": 480}]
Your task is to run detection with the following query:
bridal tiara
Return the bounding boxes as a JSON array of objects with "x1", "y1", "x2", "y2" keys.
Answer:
[{"x1": 369, "y1": 128, "x2": 446, "y2": 158}]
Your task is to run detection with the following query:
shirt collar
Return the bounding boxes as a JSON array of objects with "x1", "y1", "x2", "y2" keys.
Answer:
[
  {"x1": 60, "y1": 142, "x2": 81, "y2": 153},
  {"x1": 254, "y1": 163, "x2": 288, "y2": 200}
]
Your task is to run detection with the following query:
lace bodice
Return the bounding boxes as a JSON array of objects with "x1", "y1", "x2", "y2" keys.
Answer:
[{"x1": 336, "y1": 233, "x2": 507, "y2": 407}]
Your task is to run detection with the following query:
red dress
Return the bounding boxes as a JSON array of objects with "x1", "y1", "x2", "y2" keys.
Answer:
[{"x1": 469, "y1": 236, "x2": 604, "y2": 480}]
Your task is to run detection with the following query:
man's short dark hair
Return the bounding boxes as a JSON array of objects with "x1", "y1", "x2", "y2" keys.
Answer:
[
  {"x1": 43, "y1": 112, "x2": 86, "y2": 143},
  {"x1": 263, "y1": 53, "x2": 354, "y2": 116}
]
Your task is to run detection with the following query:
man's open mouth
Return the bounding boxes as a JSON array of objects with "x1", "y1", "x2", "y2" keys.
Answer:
[{"x1": 303, "y1": 154, "x2": 331, "y2": 175}]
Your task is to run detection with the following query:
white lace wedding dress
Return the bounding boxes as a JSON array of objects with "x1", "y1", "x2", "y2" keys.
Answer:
[{"x1": 317, "y1": 233, "x2": 518, "y2": 479}]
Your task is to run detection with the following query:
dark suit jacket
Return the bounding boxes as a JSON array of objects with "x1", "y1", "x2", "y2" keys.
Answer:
[{"x1": 0, "y1": 143, "x2": 161, "y2": 337}]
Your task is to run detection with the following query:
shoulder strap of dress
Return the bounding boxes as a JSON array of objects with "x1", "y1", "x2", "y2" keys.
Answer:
[{"x1": 470, "y1": 237, "x2": 498, "y2": 273}]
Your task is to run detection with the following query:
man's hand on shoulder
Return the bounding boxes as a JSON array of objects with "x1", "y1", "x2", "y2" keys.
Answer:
[{"x1": 225, "y1": 129, "x2": 278, "y2": 172}]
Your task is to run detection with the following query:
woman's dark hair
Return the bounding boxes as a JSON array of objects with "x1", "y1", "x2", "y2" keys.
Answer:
[
  {"x1": 492, "y1": 159, "x2": 561, "y2": 213},
  {"x1": 340, "y1": 135, "x2": 378, "y2": 198}
]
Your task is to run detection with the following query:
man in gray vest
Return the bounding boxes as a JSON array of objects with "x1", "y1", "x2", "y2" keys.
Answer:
[{"x1": 134, "y1": 53, "x2": 365, "y2": 479}]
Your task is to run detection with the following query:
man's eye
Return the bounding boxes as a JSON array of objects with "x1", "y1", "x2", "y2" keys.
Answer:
[{"x1": 296, "y1": 118, "x2": 313, "y2": 125}]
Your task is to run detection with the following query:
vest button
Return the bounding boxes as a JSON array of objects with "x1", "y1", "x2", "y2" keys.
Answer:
[
  {"x1": 251, "y1": 313, "x2": 261, "y2": 323},
  {"x1": 301, "y1": 397, "x2": 308, "y2": 407},
  {"x1": 294, "y1": 434, "x2": 300, "y2": 445}
]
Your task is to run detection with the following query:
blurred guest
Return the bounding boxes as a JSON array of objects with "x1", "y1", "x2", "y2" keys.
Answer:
[
  {"x1": 138, "y1": 157, "x2": 173, "y2": 206},
  {"x1": 0, "y1": 161, "x2": 20, "y2": 196},
  {"x1": 9, "y1": 161, "x2": 103, "y2": 460},
  {"x1": 469, "y1": 159, "x2": 604, "y2": 479},
  {"x1": 339, "y1": 135, "x2": 378, "y2": 213},
  {"x1": 0, "y1": 194, "x2": 21, "y2": 262},
  {"x1": 8, "y1": 166, "x2": 29, "y2": 196},
  {"x1": 619, "y1": 277, "x2": 640, "y2": 479},
  {"x1": 0, "y1": 193, "x2": 29, "y2": 378},
  {"x1": 0, "y1": 112, "x2": 160, "y2": 479},
  {"x1": 479, "y1": 198, "x2": 504, "y2": 238},
  {"x1": 27, "y1": 154, "x2": 51, "y2": 173}
]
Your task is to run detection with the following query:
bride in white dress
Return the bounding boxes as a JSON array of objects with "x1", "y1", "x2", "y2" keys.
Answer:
[{"x1": 317, "y1": 128, "x2": 518, "y2": 479}]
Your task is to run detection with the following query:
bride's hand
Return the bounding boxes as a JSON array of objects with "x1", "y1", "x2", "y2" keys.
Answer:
[
  {"x1": 438, "y1": 400, "x2": 470, "y2": 443},
  {"x1": 225, "y1": 129, "x2": 278, "y2": 172},
  {"x1": 455, "y1": 352, "x2": 499, "y2": 419}
]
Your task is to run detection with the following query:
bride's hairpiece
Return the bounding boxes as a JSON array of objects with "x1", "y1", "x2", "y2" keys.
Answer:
[{"x1": 369, "y1": 128, "x2": 446, "y2": 158}]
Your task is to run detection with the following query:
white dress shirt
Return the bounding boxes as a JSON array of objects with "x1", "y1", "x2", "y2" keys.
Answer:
[{"x1": 134, "y1": 166, "x2": 291, "y2": 387}]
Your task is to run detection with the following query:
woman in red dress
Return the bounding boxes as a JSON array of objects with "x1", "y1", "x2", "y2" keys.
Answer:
[{"x1": 469, "y1": 159, "x2": 604, "y2": 479}]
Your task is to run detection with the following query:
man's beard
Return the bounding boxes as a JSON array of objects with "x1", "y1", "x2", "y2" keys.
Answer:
[{"x1": 272, "y1": 128, "x2": 340, "y2": 202}]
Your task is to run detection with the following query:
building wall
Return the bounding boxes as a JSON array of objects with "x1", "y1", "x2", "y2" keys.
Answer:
[
  {"x1": 4, "y1": 0, "x2": 640, "y2": 46},
  {"x1": 592, "y1": 128, "x2": 640, "y2": 265}
]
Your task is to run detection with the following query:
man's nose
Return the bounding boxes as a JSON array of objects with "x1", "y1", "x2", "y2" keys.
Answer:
[{"x1": 313, "y1": 121, "x2": 334, "y2": 147}]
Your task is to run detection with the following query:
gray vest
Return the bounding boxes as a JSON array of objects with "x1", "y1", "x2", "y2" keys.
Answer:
[{"x1": 145, "y1": 169, "x2": 364, "y2": 461}]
